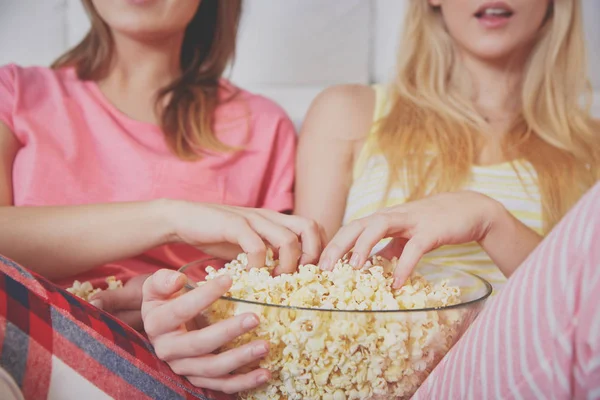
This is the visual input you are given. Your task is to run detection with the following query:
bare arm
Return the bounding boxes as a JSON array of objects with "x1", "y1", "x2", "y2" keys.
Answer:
[
  {"x1": 0, "y1": 122, "x2": 174, "y2": 279},
  {"x1": 479, "y1": 199, "x2": 543, "y2": 277},
  {"x1": 320, "y1": 191, "x2": 544, "y2": 285},
  {"x1": 0, "y1": 202, "x2": 172, "y2": 280},
  {"x1": 294, "y1": 85, "x2": 376, "y2": 240},
  {"x1": 1, "y1": 122, "x2": 325, "y2": 280},
  {"x1": 0, "y1": 122, "x2": 18, "y2": 206}
]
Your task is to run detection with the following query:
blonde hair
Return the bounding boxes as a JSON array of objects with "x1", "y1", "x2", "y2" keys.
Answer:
[
  {"x1": 377, "y1": 0, "x2": 599, "y2": 231},
  {"x1": 53, "y1": 0, "x2": 244, "y2": 160}
]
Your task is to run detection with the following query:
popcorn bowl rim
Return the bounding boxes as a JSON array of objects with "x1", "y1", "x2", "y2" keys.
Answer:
[{"x1": 178, "y1": 258, "x2": 493, "y2": 314}]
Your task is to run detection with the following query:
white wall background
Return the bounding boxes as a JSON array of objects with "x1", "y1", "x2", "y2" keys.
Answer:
[{"x1": 1, "y1": 0, "x2": 599, "y2": 124}]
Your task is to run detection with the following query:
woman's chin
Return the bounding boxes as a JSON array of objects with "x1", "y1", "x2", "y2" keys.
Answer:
[
  {"x1": 111, "y1": 25, "x2": 184, "y2": 43},
  {"x1": 124, "y1": 0, "x2": 156, "y2": 5},
  {"x1": 463, "y1": 45, "x2": 528, "y2": 67}
]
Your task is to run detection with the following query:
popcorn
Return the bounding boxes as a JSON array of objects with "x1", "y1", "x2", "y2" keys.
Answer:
[
  {"x1": 67, "y1": 276, "x2": 123, "y2": 301},
  {"x1": 200, "y1": 252, "x2": 468, "y2": 400}
]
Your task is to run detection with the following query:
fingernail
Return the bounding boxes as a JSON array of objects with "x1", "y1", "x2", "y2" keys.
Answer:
[
  {"x1": 319, "y1": 256, "x2": 332, "y2": 271},
  {"x1": 90, "y1": 299, "x2": 103, "y2": 309},
  {"x1": 392, "y1": 278, "x2": 402, "y2": 289},
  {"x1": 242, "y1": 315, "x2": 259, "y2": 329},
  {"x1": 256, "y1": 374, "x2": 269, "y2": 384},
  {"x1": 215, "y1": 275, "x2": 232, "y2": 286},
  {"x1": 168, "y1": 272, "x2": 181, "y2": 287},
  {"x1": 349, "y1": 253, "x2": 360, "y2": 268},
  {"x1": 252, "y1": 343, "x2": 269, "y2": 357}
]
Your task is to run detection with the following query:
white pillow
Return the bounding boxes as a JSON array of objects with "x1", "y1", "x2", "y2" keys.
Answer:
[
  {"x1": 230, "y1": 0, "x2": 371, "y2": 86},
  {"x1": 0, "y1": 0, "x2": 67, "y2": 67},
  {"x1": 582, "y1": 1, "x2": 600, "y2": 91},
  {"x1": 65, "y1": 0, "x2": 90, "y2": 48},
  {"x1": 371, "y1": 0, "x2": 410, "y2": 84}
]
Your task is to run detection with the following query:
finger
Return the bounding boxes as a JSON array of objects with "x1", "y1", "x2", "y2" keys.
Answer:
[
  {"x1": 291, "y1": 218, "x2": 322, "y2": 267},
  {"x1": 392, "y1": 237, "x2": 433, "y2": 288},
  {"x1": 376, "y1": 237, "x2": 409, "y2": 261},
  {"x1": 318, "y1": 220, "x2": 366, "y2": 271},
  {"x1": 260, "y1": 211, "x2": 322, "y2": 267},
  {"x1": 168, "y1": 340, "x2": 269, "y2": 378},
  {"x1": 142, "y1": 269, "x2": 186, "y2": 303},
  {"x1": 153, "y1": 312, "x2": 261, "y2": 361},
  {"x1": 319, "y1": 223, "x2": 329, "y2": 249},
  {"x1": 349, "y1": 215, "x2": 393, "y2": 269},
  {"x1": 199, "y1": 242, "x2": 243, "y2": 261},
  {"x1": 224, "y1": 218, "x2": 267, "y2": 269},
  {"x1": 242, "y1": 214, "x2": 301, "y2": 275},
  {"x1": 89, "y1": 285, "x2": 142, "y2": 314},
  {"x1": 188, "y1": 368, "x2": 271, "y2": 394},
  {"x1": 143, "y1": 275, "x2": 232, "y2": 338},
  {"x1": 114, "y1": 310, "x2": 143, "y2": 332}
]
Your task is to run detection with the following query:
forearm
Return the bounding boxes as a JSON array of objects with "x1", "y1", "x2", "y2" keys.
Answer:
[
  {"x1": 479, "y1": 202, "x2": 543, "y2": 278},
  {"x1": 0, "y1": 199, "x2": 176, "y2": 280}
]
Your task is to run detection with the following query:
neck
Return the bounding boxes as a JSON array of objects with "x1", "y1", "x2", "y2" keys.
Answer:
[
  {"x1": 101, "y1": 32, "x2": 184, "y2": 95},
  {"x1": 459, "y1": 53, "x2": 525, "y2": 120}
]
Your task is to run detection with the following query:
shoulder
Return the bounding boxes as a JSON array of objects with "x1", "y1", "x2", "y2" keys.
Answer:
[
  {"x1": 310, "y1": 84, "x2": 376, "y2": 119},
  {"x1": 0, "y1": 64, "x2": 77, "y2": 98},
  {"x1": 0, "y1": 64, "x2": 73, "y2": 84},
  {"x1": 0, "y1": 64, "x2": 25, "y2": 93},
  {"x1": 217, "y1": 81, "x2": 297, "y2": 148},
  {"x1": 220, "y1": 80, "x2": 292, "y2": 123},
  {"x1": 242, "y1": 91, "x2": 290, "y2": 121},
  {"x1": 0, "y1": 64, "x2": 18, "y2": 81},
  {"x1": 314, "y1": 83, "x2": 376, "y2": 107},
  {"x1": 301, "y1": 84, "x2": 378, "y2": 143}
]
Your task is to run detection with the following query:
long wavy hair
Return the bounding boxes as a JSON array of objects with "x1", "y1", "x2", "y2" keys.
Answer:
[
  {"x1": 375, "y1": 0, "x2": 599, "y2": 231},
  {"x1": 53, "y1": 0, "x2": 243, "y2": 160}
]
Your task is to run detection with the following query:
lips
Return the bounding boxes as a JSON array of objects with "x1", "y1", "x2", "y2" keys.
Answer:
[
  {"x1": 474, "y1": 1, "x2": 514, "y2": 28},
  {"x1": 126, "y1": 0, "x2": 154, "y2": 5},
  {"x1": 474, "y1": 2, "x2": 514, "y2": 18}
]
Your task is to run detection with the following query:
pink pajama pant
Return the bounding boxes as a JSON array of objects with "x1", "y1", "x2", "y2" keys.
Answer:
[{"x1": 413, "y1": 182, "x2": 600, "y2": 400}]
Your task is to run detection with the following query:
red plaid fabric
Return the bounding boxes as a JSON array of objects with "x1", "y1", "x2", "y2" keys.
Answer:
[{"x1": 0, "y1": 256, "x2": 233, "y2": 400}]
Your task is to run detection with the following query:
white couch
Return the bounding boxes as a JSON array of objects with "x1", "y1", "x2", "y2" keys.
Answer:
[{"x1": 1, "y1": 0, "x2": 599, "y2": 124}]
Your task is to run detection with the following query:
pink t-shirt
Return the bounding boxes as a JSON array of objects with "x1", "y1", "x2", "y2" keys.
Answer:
[{"x1": 0, "y1": 64, "x2": 296, "y2": 287}]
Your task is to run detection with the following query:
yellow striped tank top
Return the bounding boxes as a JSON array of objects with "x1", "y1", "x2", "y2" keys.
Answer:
[{"x1": 343, "y1": 85, "x2": 543, "y2": 294}]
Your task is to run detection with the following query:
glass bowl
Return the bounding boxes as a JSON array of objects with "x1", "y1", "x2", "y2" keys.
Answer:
[{"x1": 179, "y1": 258, "x2": 492, "y2": 400}]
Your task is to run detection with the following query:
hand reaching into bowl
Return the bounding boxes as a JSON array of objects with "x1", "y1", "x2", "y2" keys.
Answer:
[
  {"x1": 319, "y1": 191, "x2": 543, "y2": 288},
  {"x1": 89, "y1": 274, "x2": 149, "y2": 331},
  {"x1": 142, "y1": 269, "x2": 271, "y2": 394},
  {"x1": 87, "y1": 205, "x2": 322, "y2": 333},
  {"x1": 171, "y1": 203, "x2": 323, "y2": 274},
  {"x1": 138, "y1": 207, "x2": 325, "y2": 393}
]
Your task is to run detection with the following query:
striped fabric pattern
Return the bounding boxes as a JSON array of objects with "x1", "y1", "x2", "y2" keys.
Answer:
[
  {"x1": 413, "y1": 181, "x2": 600, "y2": 400},
  {"x1": 0, "y1": 256, "x2": 233, "y2": 400},
  {"x1": 343, "y1": 84, "x2": 542, "y2": 293}
]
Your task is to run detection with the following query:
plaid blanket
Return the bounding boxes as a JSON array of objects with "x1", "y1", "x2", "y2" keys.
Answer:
[{"x1": 0, "y1": 255, "x2": 232, "y2": 400}]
